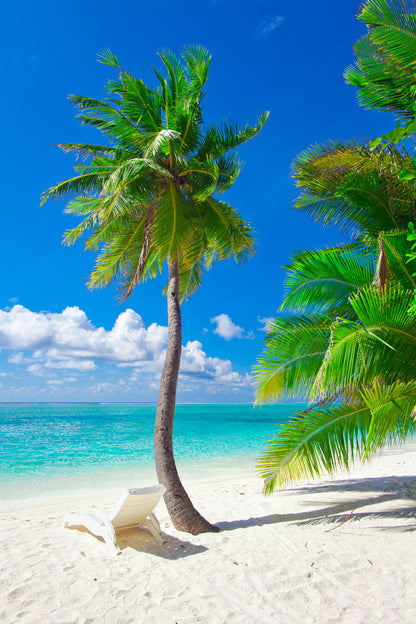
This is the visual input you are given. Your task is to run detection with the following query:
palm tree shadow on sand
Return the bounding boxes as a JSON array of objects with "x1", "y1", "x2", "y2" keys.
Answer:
[{"x1": 216, "y1": 475, "x2": 416, "y2": 533}]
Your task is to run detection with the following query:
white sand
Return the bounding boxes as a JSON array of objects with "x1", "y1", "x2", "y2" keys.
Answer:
[{"x1": 1, "y1": 447, "x2": 416, "y2": 624}]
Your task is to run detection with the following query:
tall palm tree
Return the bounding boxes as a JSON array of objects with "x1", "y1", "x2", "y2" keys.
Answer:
[
  {"x1": 255, "y1": 139, "x2": 416, "y2": 492},
  {"x1": 42, "y1": 47, "x2": 268, "y2": 534}
]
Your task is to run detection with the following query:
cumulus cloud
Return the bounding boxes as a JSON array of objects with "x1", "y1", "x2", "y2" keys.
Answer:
[
  {"x1": 211, "y1": 314, "x2": 244, "y2": 340},
  {"x1": 211, "y1": 313, "x2": 254, "y2": 341},
  {"x1": 0, "y1": 305, "x2": 167, "y2": 366},
  {"x1": 181, "y1": 340, "x2": 250, "y2": 386},
  {"x1": 256, "y1": 15, "x2": 284, "y2": 39},
  {"x1": 0, "y1": 305, "x2": 250, "y2": 389}
]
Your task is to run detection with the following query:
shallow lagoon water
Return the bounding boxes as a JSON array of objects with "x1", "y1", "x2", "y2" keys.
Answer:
[{"x1": 0, "y1": 403, "x2": 304, "y2": 500}]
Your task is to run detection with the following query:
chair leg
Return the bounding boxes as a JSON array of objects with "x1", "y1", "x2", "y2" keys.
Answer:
[
  {"x1": 95, "y1": 512, "x2": 121, "y2": 555},
  {"x1": 142, "y1": 513, "x2": 164, "y2": 544}
]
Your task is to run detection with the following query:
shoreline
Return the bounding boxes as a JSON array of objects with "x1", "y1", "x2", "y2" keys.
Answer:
[
  {"x1": 0, "y1": 464, "x2": 257, "y2": 513},
  {"x1": 2, "y1": 444, "x2": 416, "y2": 622},
  {"x1": 0, "y1": 454, "x2": 260, "y2": 508},
  {"x1": 2, "y1": 438, "x2": 415, "y2": 509}
]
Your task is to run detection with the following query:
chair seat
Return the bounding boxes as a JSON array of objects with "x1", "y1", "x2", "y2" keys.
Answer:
[{"x1": 64, "y1": 484, "x2": 166, "y2": 554}]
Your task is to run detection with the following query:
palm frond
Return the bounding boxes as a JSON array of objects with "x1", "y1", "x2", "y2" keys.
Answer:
[
  {"x1": 182, "y1": 45, "x2": 211, "y2": 98},
  {"x1": 182, "y1": 158, "x2": 219, "y2": 201},
  {"x1": 87, "y1": 216, "x2": 146, "y2": 290},
  {"x1": 258, "y1": 400, "x2": 371, "y2": 493},
  {"x1": 344, "y1": 0, "x2": 416, "y2": 117},
  {"x1": 177, "y1": 259, "x2": 205, "y2": 302},
  {"x1": 198, "y1": 112, "x2": 269, "y2": 159},
  {"x1": 215, "y1": 153, "x2": 242, "y2": 194},
  {"x1": 40, "y1": 171, "x2": 108, "y2": 204},
  {"x1": 382, "y1": 229, "x2": 416, "y2": 289},
  {"x1": 360, "y1": 381, "x2": 416, "y2": 455},
  {"x1": 120, "y1": 201, "x2": 157, "y2": 300},
  {"x1": 293, "y1": 139, "x2": 416, "y2": 236},
  {"x1": 97, "y1": 48, "x2": 121, "y2": 68},
  {"x1": 58, "y1": 143, "x2": 126, "y2": 160},
  {"x1": 157, "y1": 49, "x2": 187, "y2": 107},
  {"x1": 257, "y1": 380, "x2": 416, "y2": 493},
  {"x1": 151, "y1": 184, "x2": 190, "y2": 261},
  {"x1": 280, "y1": 246, "x2": 375, "y2": 314},
  {"x1": 202, "y1": 198, "x2": 255, "y2": 261},
  {"x1": 254, "y1": 314, "x2": 332, "y2": 403},
  {"x1": 119, "y1": 71, "x2": 162, "y2": 132},
  {"x1": 314, "y1": 285, "x2": 416, "y2": 396}
]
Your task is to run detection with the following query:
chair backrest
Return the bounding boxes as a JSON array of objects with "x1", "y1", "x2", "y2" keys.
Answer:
[{"x1": 109, "y1": 484, "x2": 166, "y2": 529}]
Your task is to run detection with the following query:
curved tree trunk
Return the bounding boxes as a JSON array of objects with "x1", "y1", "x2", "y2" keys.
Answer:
[{"x1": 154, "y1": 259, "x2": 219, "y2": 535}]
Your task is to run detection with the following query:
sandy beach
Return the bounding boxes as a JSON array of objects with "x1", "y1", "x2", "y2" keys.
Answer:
[{"x1": 1, "y1": 446, "x2": 416, "y2": 624}]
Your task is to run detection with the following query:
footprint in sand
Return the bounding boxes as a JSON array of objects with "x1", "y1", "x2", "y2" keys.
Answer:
[{"x1": 8, "y1": 586, "x2": 26, "y2": 600}]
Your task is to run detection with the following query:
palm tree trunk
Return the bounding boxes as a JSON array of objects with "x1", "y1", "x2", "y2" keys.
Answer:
[{"x1": 154, "y1": 259, "x2": 219, "y2": 535}]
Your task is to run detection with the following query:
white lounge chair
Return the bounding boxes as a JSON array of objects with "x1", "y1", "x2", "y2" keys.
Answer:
[{"x1": 63, "y1": 484, "x2": 166, "y2": 555}]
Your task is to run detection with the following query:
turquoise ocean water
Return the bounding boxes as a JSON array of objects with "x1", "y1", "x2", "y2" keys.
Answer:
[{"x1": 0, "y1": 403, "x2": 304, "y2": 501}]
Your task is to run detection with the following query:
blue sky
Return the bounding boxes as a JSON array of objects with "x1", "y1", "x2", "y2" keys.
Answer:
[{"x1": 0, "y1": 0, "x2": 393, "y2": 402}]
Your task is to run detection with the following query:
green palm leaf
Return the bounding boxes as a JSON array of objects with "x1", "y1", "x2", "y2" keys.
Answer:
[
  {"x1": 280, "y1": 245, "x2": 375, "y2": 315},
  {"x1": 293, "y1": 140, "x2": 416, "y2": 237},
  {"x1": 345, "y1": 0, "x2": 416, "y2": 117},
  {"x1": 257, "y1": 381, "x2": 416, "y2": 493},
  {"x1": 198, "y1": 112, "x2": 269, "y2": 160},
  {"x1": 314, "y1": 286, "x2": 416, "y2": 396},
  {"x1": 254, "y1": 314, "x2": 332, "y2": 403}
]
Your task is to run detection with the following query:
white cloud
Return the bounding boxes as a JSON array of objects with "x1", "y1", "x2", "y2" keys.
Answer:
[
  {"x1": 211, "y1": 313, "x2": 244, "y2": 340},
  {"x1": 0, "y1": 305, "x2": 167, "y2": 366},
  {"x1": 256, "y1": 15, "x2": 284, "y2": 39},
  {"x1": 181, "y1": 340, "x2": 250, "y2": 386},
  {"x1": 8, "y1": 353, "x2": 25, "y2": 364},
  {"x1": 27, "y1": 359, "x2": 96, "y2": 374},
  {"x1": 0, "y1": 305, "x2": 251, "y2": 391},
  {"x1": 258, "y1": 316, "x2": 274, "y2": 332},
  {"x1": 211, "y1": 313, "x2": 250, "y2": 340},
  {"x1": 44, "y1": 359, "x2": 96, "y2": 371}
]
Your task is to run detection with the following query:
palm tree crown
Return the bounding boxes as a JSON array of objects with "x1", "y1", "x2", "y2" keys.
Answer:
[{"x1": 42, "y1": 46, "x2": 268, "y2": 300}]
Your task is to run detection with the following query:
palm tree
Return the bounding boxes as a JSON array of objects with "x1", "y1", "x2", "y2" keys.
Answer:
[
  {"x1": 254, "y1": 139, "x2": 416, "y2": 492},
  {"x1": 42, "y1": 47, "x2": 268, "y2": 534}
]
